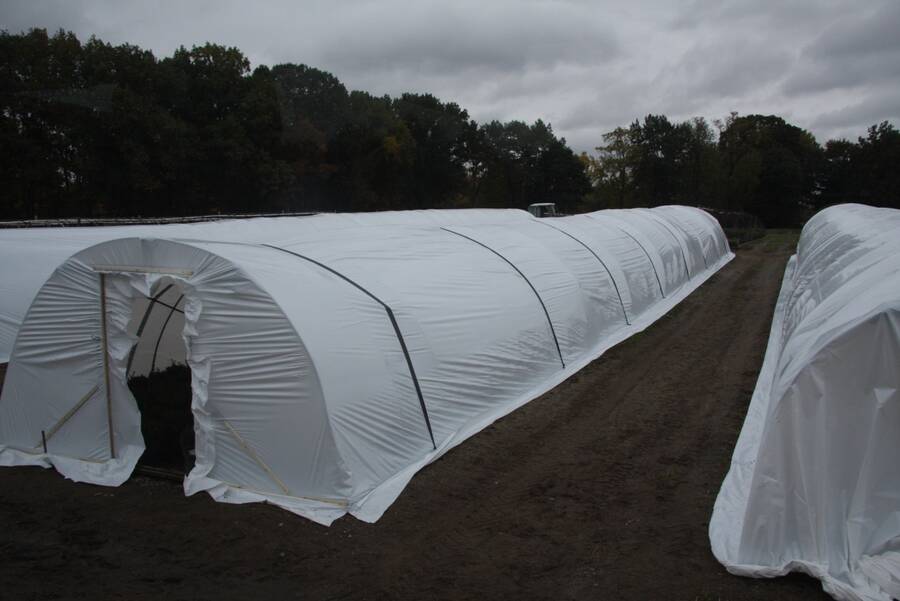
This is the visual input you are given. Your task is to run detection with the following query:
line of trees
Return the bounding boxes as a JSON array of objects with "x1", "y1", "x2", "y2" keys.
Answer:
[
  {"x1": 1, "y1": 29, "x2": 898, "y2": 226},
  {"x1": 0, "y1": 29, "x2": 588, "y2": 220},
  {"x1": 583, "y1": 113, "x2": 900, "y2": 227}
]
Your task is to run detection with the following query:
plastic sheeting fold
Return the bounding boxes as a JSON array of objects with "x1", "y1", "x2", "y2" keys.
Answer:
[{"x1": 710, "y1": 203, "x2": 900, "y2": 601}]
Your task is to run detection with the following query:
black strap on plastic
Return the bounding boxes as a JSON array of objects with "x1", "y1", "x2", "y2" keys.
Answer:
[
  {"x1": 126, "y1": 283, "x2": 174, "y2": 375},
  {"x1": 591, "y1": 216, "x2": 666, "y2": 298},
  {"x1": 536, "y1": 220, "x2": 630, "y2": 325},
  {"x1": 150, "y1": 294, "x2": 184, "y2": 374},
  {"x1": 641, "y1": 212, "x2": 692, "y2": 279},
  {"x1": 441, "y1": 227, "x2": 566, "y2": 368},
  {"x1": 669, "y1": 214, "x2": 709, "y2": 269},
  {"x1": 693, "y1": 209, "x2": 726, "y2": 260},
  {"x1": 146, "y1": 297, "x2": 184, "y2": 315},
  {"x1": 262, "y1": 244, "x2": 436, "y2": 450},
  {"x1": 665, "y1": 213, "x2": 707, "y2": 268}
]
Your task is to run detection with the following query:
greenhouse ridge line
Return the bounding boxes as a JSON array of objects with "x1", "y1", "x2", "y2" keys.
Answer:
[
  {"x1": 0, "y1": 211, "x2": 318, "y2": 229},
  {"x1": 590, "y1": 216, "x2": 666, "y2": 298},
  {"x1": 261, "y1": 243, "x2": 437, "y2": 450},
  {"x1": 535, "y1": 220, "x2": 631, "y2": 325},
  {"x1": 440, "y1": 227, "x2": 566, "y2": 369},
  {"x1": 661, "y1": 211, "x2": 708, "y2": 268},
  {"x1": 640, "y1": 212, "x2": 692, "y2": 279},
  {"x1": 660, "y1": 214, "x2": 705, "y2": 270}
]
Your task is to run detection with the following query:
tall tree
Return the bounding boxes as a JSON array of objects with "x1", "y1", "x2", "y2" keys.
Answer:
[
  {"x1": 854, "y1": 122, "x2": 900, "y2": 208},
  {"x1": 329, "y1": 91, "x2": 415, "y2": 211},
  {"x1": 718, "y1": 114, "x2": 822, "y2": 226},
  {"x1": 628, "y1": 114, "x2": 685, "y2": 206},
  {"x1": 477, "y1": 119, "x2": 589, "y2": 212},
  {"x1": 585, "y1": 117, "x2": 722, "y2": 211},
  {"x1": 392, "y1": 93, "x2": 479, "y2": 209},
  {"x1": 819, "y1": 138, "x2": 857, "y2": 209},
  {"x1": 583, "y1": 127, "x2": 635, "y2": 209},
  {"x1": 265, "y1": 63, "x2": 352, "y2": 210},
  {"x1": 0, "y1": 29, "x2": 90, "y2": 218}
]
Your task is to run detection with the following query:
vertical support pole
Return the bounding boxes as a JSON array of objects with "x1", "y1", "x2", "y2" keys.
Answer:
[{"x1": 99, "y1": 273, "x2": 116, "y2": 459}]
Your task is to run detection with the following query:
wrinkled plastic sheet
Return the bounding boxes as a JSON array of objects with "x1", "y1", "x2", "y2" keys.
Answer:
[
  {"x1": 710, "y1": 204, "x2": 900, "y2": 601},
  {"x1": 1, "y1": 207, "x2": 733, "y2": 525}
]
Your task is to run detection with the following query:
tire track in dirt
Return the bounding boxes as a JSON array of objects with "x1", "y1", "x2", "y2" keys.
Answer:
[{"x1": 365, "y1": 240, "x2": 827, "y2": 600}]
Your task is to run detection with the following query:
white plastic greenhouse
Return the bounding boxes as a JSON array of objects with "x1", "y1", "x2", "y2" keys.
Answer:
[
  {"x1": 711, "y1": 204, "x2": 900, "y2": 601},
  {"x1": 0, "y1": 206, "x2": 732, "y2": 524}
]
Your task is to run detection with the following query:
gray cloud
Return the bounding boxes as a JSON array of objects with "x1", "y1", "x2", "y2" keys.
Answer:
[
  {"x1": 1, "y1": 0, "x2": 898, "y2": 152},
  {"x1": 661, "y1": 39, "x2": 793, "y2": 105},
  {"x1": 311, "y1": 2, "x2": 620, "y2": 74},
  {"x1": 783, "y1": 2, "x2": 900, "y2": 95},
  {"x1": 811, "y1": 89, "x2": 900, "y2": 132},
  {"x1": 805, "y1": 2, "x2": 900, "y2": 59}
]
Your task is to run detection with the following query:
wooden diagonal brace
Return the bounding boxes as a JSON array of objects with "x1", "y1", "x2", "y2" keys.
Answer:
[{"x1": 35, "y1": 384, "x2": 100, "y2": 450}]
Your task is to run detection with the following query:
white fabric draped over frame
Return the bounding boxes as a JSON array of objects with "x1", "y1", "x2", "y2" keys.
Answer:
[
  {"x1": 711, "y1": 204, "x2": 900, "y2": 601},
  {"x1": 0, "y1": 206, "x2": 731, "y2": 524}
]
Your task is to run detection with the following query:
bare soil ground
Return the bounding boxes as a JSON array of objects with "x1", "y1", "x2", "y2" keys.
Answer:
[{"x1": 0, "y1": 231, "x2": 831, "y2": 601}]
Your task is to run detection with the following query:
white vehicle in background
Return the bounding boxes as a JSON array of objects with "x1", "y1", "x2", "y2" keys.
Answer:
[{"x1": 527, "y1": 203, "x2": 560, "y2": 218}]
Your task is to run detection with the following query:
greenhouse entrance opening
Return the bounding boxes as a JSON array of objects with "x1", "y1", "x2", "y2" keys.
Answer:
[{"x1": 124, "y1": 278, "x2": 195, "y2": 476}]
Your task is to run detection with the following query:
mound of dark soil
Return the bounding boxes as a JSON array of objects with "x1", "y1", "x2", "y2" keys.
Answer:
[{"x1": 128, "y1": 364, "x2": 193, "y2": 471}]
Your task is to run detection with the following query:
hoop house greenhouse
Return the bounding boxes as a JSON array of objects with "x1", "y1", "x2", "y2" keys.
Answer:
[
  {"x1": 0, "y1": 207, "x2": 732, "y2": 524},
  {"x1": 711, "y1": 204, "x2": 900, "y2": 601}
]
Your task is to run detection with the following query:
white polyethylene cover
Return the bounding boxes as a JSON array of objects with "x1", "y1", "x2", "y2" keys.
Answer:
[
  {"x1": 0, "y1": 207, "x2": 732, "y2": 525},
  {"x1": 0, "y1": 210, "x2": 529, "y2": 362},
  {"x1": 710, "y1": 204, "x2": 900, "y2": 601}
]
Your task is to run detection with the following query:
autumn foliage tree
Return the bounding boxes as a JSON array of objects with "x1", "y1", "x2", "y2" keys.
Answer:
[{"x1": 1, "y1": 29, "x2": 896, "y2": 226}]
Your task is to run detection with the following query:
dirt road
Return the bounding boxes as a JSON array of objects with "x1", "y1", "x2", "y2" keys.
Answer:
[{"x1": 0, "y1": 232, "x2": 830, "y2": 600}]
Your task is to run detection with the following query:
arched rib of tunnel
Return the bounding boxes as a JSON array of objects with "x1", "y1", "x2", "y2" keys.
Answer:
[{"x1": 0, "y1": 207, "x2": 734, "y2": 525}]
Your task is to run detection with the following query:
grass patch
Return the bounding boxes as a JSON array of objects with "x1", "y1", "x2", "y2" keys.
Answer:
[
  {"x1": 724, "y1": 226, "x2": 766, "y2": 248},
  {"x1": 756, "y1": 229, "x2": 800, "y2": 252}
]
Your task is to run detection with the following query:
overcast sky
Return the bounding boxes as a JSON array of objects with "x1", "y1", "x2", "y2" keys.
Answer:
[{"x1": 2, "y1": 0, "x2": 899, "y2": 153}]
